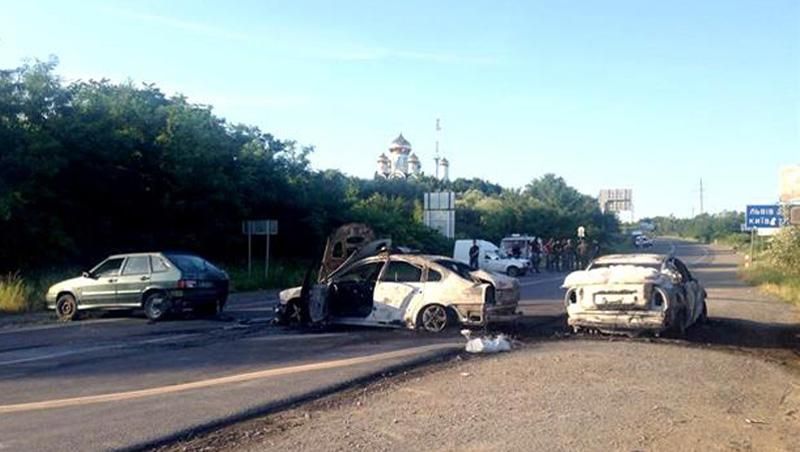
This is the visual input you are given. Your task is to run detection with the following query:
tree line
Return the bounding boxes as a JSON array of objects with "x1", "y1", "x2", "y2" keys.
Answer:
[
  {"x1": 0, "y1": 59, "x2": 619, "y2": 273},
  {"x1": 644, "y1": 212, "x2": 744, "y2": 243}
]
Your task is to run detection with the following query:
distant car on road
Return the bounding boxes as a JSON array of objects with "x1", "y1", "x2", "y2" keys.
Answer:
[
  {"x1": 634, "y1": 235, "x2": 654, "y2": 248},
  {"x1": 276, "y1": 224, "x2": 521, "y2": 333},
  {"x1": 46, "y1": 252, "x2": 229, "y2": 321},
  {"x1": 562, "y1": 254, "x2": 707, "y2": 336}
]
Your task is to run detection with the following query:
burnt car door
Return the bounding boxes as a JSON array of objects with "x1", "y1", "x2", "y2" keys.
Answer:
[
  {"x1": 372, "y1": 259, "x2": 425, "y2": 323},
  {"x1": 305, "y1": 238, "x2": 392, "y2": 324},
  {"x1": 328, "y1": 260, "x2": 385, "y2": 318},
  {"x1": 672, "y1": 258, "x2": 703, "y2": 323}
]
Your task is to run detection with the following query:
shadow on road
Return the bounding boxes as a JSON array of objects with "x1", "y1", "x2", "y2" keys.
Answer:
[{"x1": 687, "y1": 318, "x2": 800, "y2": 352}]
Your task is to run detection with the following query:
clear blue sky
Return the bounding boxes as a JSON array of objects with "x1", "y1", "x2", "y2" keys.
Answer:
[{"x1": 2, "y1": 0, "x2": 798, "y2": 218}]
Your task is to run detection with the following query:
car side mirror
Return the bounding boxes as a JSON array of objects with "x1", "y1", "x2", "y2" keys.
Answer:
[{"x1": 82, "y1": 271, "x2": 95, "y2": 279}]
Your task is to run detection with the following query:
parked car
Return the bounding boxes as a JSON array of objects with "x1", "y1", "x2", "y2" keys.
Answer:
[
  {"x1": 500, "y1": 234, "x2": 537, "y2": 260},
  {"x1": 634, "y1": 235, "x2": 654, "y2": 248},
  {"x1": 46, "y1": 252, "x2": 229, "y2": 321},
  {"x1": 453, "y1": 239, "x2": 531, "y2": 277},
  {"x1": 562, "y1": 254, "x2": 707, "y2": 336},
  {"x1": 275, "y1": 224, "x2": 521, "y2": 333}
]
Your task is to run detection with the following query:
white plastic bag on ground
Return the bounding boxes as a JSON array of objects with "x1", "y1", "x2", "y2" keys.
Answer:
[{"x1": 461, "y1": 329, "x2": 512, "y2": 354}]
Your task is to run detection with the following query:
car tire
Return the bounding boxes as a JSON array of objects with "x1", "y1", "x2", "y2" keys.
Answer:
[
  {"x1": 506, "y1": 266, "x2": 520, "y2": 277},
  {"x1": 286, "y1": 300, "x2": 309, "y2": 326},
  {"x1": 194, "y1": 301, "x2": 220, "y2": 318},
  {"x1": 418, "y1": 304, "x2": 449, "y2": 333},
  {"x1": 55, "y1": 294, "x2": 78, "y2": 322},
  {"x1": 143, "y1": 291, "x2": 171, "y2": 322},
  {"x1": 670, "y1": 305, "x2": 688, "y2": 337},
  {"x1": 698, "y1": 299, "x2": 709, "y2": 324}
]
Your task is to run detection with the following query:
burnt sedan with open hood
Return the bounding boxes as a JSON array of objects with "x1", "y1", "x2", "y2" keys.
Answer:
[{"x1": 275, "y1": 224, "x2": 520, "y2": 333}]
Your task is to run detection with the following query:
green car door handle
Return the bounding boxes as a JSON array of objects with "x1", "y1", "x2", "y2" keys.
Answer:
[{"x1": 140, "y1": 276, "x2": 150, "y2": 281}]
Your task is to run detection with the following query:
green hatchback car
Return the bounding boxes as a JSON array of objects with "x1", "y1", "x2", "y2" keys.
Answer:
[{"x1": 46, "y1": 252, "x2": 229, "y2": 321}]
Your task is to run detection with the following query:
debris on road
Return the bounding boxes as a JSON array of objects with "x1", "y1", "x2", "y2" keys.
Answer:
[
  {"x1": 461, "y1": 329, "x2": 512, "y2": 354},
  {"x1": 745, "y1": 418, "x2": 767, "y2": 425}
]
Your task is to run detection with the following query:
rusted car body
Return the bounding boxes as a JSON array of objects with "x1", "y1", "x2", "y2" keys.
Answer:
[
  {"x1": 562, "y1": 254, "x2": 707, "y2": 336},
  {"x1": 276, "y1": 224, "x2": 521, "y2": 332}
]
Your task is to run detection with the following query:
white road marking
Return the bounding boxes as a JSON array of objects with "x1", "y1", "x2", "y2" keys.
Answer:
[
  {"x1": 0, "y1": 318, "x2": 128, "y2": 336},
  {"x1": 0, "y1": 342, "x2": 460, "y2": 414},
  {"x1": 243, "y1": 333, "x2": 349, "y2": 342},
  {"x1": 0, "y1": 334, "x2": 199, "y2": 367},
  {"x1": 688, "y1": 245, "x2": 712, "y2": 265},
  {"x1": 519, "y1": 276, "x2": 565, "y2": 287},
  {"x1": 229, "y1": 302, "x2": 275, "y2": 310}
]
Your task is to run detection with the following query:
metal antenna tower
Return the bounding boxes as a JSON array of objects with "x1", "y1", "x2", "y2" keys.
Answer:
[
  {"x1": 434, "y1": 118, "x2": 441, "y2": 179},
  {"x1": 699, "y1": 178, "x2": 704, "y2": 215}
]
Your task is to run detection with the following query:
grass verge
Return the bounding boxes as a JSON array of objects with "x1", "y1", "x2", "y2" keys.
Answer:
[
  {"x1": 740, "y1": 263, "x2": 800, "y2": 306},
  {"x1": 0, "y1": 269, "x2": 78, "y2": 314},
  {"x1": 0, "y1": 273, "x2": 29, "y2": 313},
  {"x1": 225, "y1": 260, "x2": 311, "y2": 292}
]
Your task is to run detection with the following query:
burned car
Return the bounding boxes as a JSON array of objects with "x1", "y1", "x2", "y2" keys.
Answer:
[
  {"x1": 562, "y1": 254, "x2": 707, "y2": 336},
  {"x1": 275, "y1": 224, "x2": 521, "y2": 333}
]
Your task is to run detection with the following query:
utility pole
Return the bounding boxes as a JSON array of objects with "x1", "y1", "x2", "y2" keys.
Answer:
[
  {"x1": 699, "y1": 178, "x2": 704, "y2": 215},
  {"x1": 434, "y1": 118, "x2": 441, "y2": 179}
]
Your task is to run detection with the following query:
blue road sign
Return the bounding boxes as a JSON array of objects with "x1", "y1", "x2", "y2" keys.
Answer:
[{"x1": 746, "y1": 205, "x2": 783, "y2": 229}]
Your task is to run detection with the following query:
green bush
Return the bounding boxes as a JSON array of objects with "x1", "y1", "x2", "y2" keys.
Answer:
[
  {"x1": 763, "y1": 227, "x2": 800, "y2": 275},
  {"x1": 226, "y1": 260, "x2": 310, "y2": 292}
]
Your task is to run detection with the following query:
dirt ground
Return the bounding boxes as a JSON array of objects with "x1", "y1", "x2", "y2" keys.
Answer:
[{"x1": 158, "y1": 244, "x2": 800, "y2": 452}]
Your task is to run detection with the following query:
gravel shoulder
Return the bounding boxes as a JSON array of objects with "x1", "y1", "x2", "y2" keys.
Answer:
[
  {"x1": 159, "y1": 339, "x2": 800, "y2": 452},
  {"x1": 155, "y1": 242, "x2": 800, "y2": 452}
]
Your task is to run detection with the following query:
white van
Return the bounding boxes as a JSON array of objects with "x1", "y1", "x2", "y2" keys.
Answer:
[{"x1": 453, "y1": 239, "x2": 530, "y2": 277}]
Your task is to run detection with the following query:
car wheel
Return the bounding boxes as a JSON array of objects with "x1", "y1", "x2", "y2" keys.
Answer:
[
  {"x1": 419, "y1": 304, "x2": 449, "y2": 333},
  {"x1": 670, "y1": 306, "x2": 688, "y2": 337},
  {"x1": 194, "y1": 301, "x2": 221, "y2": 318},
  {"x1": 55, "y1": 294, "x2": 78, "y2": 321},
  {"x1": 506, "y1": 266, "x2": 520, "y2": 277},
  {"x1": 286, "y1": 300, "x2": 308, "y2": 326},
  {"x1": 698, "y1": 299, "x2": 709, "y2": 324},
  {"x1": 143, "y1": 291, "x2": 171, "y2": 321}
]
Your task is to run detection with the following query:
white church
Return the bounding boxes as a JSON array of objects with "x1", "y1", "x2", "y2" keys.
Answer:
[{"x1": 375, "y1": 134, "x2": 450, "y2": 181}]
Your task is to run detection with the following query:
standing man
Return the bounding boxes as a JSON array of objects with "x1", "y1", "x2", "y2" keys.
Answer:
[
  {"x1": 469, "y1": 239, "x2": 480, "y2": 270},
  {"x1": 577, "y1": 239, "x2": 589, "y2": 269},
  {"x1": 530, "y1": 238, "x2": 541, "y2": 274}
]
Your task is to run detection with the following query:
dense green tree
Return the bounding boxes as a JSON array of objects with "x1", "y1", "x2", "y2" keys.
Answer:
[{"x1": 0, "y1": 60, "x2": 620, "y2": 272}]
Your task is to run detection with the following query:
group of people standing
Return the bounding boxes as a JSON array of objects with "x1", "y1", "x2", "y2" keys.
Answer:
[{"x1": 527, "y1": 237, "x2": 600, "y2": 274}]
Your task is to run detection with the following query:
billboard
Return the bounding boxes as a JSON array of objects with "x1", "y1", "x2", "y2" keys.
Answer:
[
  {"x1": 599, "y1": 189, "x2": 633, "y2": 213},
  {"x1": 423, "y1": 192, "x2": 456, "y2": 238},
  {"x1": 779, "y1": 165, "x2": 800, "y2": 203}
]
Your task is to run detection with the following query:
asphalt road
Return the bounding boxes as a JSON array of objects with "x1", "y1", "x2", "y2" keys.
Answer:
[
  {"x1": 0, "y1": 261, "x2": 566, "y2": 451},
  {"x1": 157, "y1": 239, "x2": 800, "y2": 452}
]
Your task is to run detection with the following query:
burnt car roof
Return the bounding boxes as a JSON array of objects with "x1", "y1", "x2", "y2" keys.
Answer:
[{"x1": 592, "y1": 254, "x2": 669, "y2": 266}]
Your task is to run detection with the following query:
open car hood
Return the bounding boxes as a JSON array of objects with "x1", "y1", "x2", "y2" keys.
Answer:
[
  {"x1": 325, "y1": 238, "x2": 392, "y2": 281},
  {"x1": 316, "y1": 223, "x2": 392, "y2": 282}
]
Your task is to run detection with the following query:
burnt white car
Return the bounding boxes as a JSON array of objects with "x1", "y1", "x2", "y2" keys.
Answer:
[
  {"x1": 562, "y1": 254, "x2": 707, "y2": 336},
  {"x1": 276, "y1": 224, "x2": 521, "y2": 333}
]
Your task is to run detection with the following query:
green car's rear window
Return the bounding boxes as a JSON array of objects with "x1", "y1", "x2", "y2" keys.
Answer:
[{"x1": 165, "y1": 254, "x2": 219, "y2": 273}]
